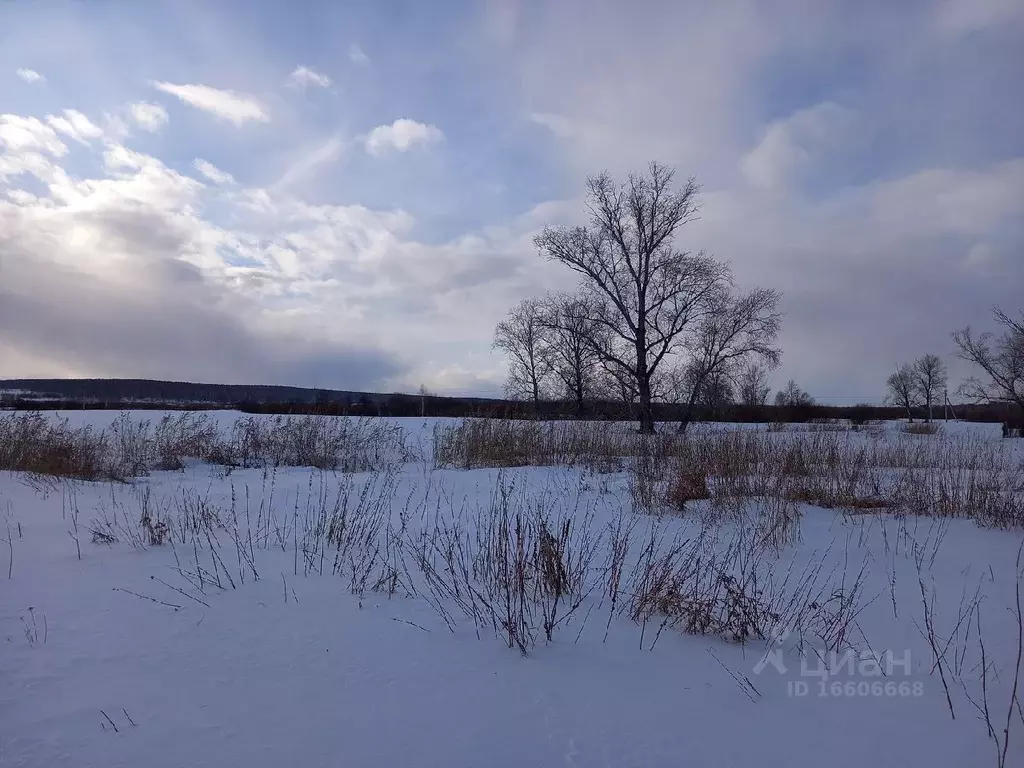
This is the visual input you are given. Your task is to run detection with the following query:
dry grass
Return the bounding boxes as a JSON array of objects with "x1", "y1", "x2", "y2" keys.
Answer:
[
  {"x1": 0, "y1": 411, "x2": 411, "y2": 480},
  {"x1": 433, "y1": 419, "x2": 676, "y2": 473},
  {"x1": 78, "y1": 465, "x2": 864, "y2": 656},
  {"x1": 665, "y1": 463, "x2": 711, "y2": 510},
  {"x1": 433, "y1": 418, "x2": 1024, "y2": 528},
  {"x1": 903, "y1": 422, "x2": 942, "y2": 436}
]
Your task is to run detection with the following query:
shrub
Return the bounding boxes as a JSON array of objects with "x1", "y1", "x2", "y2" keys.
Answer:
[
  {"x1": 903, "y1": 422, "x2": 941, "y2": 435},
  {"x1": 666, "y1": 464, "x2": 710, "y2": 510}
]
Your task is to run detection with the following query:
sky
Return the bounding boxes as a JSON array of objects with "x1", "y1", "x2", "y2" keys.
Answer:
[{"x1": 1, "y1": 0, "x2": 1022, "y2": 403}]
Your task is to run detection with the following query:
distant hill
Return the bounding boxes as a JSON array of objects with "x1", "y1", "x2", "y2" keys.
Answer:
[
  {"x1": 0, "y1": 378, "x2": 412, "y2": 406},
  {"x1": 0, "y1": 377, "x2": 515, "y2": 419}
]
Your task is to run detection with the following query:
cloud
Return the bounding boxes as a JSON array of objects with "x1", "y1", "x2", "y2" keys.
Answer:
[
  {"x1": 0, "y1": 103, "x2": 546, "y2": 394},
  {"x1": 45, "y1": 109, "x2": 104, "y2": 144},
  {"x1": 193, "y1": 159, "x2": 235, "y2": 185},
  {"x1": 934, "y1": 0, "x2": 1024, "y2": 37},
  {"x1": 274, "y1": 135, "x2": 344, "y2": 191},
  {"x1": 349, "y1": 44, "x2": 370, "y2": 66},
  {"x1": 130, "y1": 102, "x2": 169, "y2": 132},
  {"x1": 287, "y1": 66, "x2": 331, "y2": 89},
  {"x1": 0, "y1": 134, "x2": 406, "y2": 388},
  {"x1": 1, "y1": 1, "x2": 1020, "y2": 402},
  {"x1": 740, "y1": 102, "x2": 860, "y2": 191},
  {"x1": 0, "y1": 115, "x2": 67, "y2": 158},
  {"x1": 364, "y1": 119, "x2": 443, "y2": 156},
  {"x1": 479, "y1": 0, "x2": 1024, "y2": 401},
  {"x1": 150, "y1": 81, "x2": 268, "y2": 125},
  {"x1": 15, "y1": 68, "x2": 44, "y2": 84}
]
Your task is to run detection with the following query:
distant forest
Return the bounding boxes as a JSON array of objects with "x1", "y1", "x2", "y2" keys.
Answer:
[{"x1": 1, "y1": 377, "x2": 1018, "y2": 425}]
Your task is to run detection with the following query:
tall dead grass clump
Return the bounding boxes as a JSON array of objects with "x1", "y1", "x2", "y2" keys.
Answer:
[
  {"x1": 0, "y1": 412, "x2": 114, "y2": 480},
  {"x1": 632, "y1": 426, "x2": 1023, "y2": 527},
  {"x1": 903, "y1": 422, "x2": 942, "y2": 436},
  {"x1": 432, "y1": 418, "x2": 682, "y2": 472},
  {"x1": 0, "y1": 411, "x2": 411, "y2": 480}
]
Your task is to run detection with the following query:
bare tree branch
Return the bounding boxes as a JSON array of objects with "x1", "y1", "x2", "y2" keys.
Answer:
[
  {"x1": 673, "y1": 287, "x2": 783, "y2": 433},
  {"x1": 493, "y1": 298, "x2": 554, "y2": 412},
  {"x1": 952, "y1": 307, "x2": 1024, "y2": 413},
  {"x1": 538, "y1": 292, "x2": 604, "y2": 417}
]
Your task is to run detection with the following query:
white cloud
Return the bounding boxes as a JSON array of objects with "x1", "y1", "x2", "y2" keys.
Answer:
[
  {"x1": 150, "y1": 81, "x2": 268, "y2": 125},
  {"x1": 364, "y1": 119, "x2": 444, "y2": 156},
  {"x1": 275, "y1": 136, "x2": 345, "y2": 191},
  {"x1": 529, "y1": 112, "x2": 578, "y2": 139},
  {"x1": 349, "y1": 44, "x2": 370, "y2": 66},
  {"x1": 193, "y1": 159, "x2": 235, "y2": 185},
  {"x1": 15, "y1": 68, "x2": 44, "y2": 84},
  {"x1": 45, "y1": 110, "x2": 104, "y2": 144},
  {"x1": 0, "y1": 115, "x2": 67, "y2": 157},
  {"x1": 935, "y1": 0, "x2": 1024, "y2": 37},
  {"x1": 130, "y1": 102, "x2": 169, "y2": 132},
  {"x1": 287, "y1": 66, "x2": 331, "y2": 89},
  {"x1": 6, "y1": 188, "x2": 44, "y2": 206},
  {"x1": 740, "y1": 103, "x2": 860, "y2": 191}
]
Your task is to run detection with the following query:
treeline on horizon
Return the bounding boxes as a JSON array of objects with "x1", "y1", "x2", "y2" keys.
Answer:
[{"x1": 0, "y1": 383, "x2": 1020, "y2": 426}]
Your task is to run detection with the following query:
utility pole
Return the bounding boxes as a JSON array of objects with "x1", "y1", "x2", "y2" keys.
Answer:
[{"x1": 943, "y1": 389, "x2": 959, "y2": 422}]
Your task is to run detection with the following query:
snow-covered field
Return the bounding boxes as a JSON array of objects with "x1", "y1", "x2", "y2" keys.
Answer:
[{"x1": 2, "y1": 412, "x2": 1024, "y2": 767}]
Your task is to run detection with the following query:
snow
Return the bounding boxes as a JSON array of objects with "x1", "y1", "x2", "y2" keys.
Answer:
[{"x1": 2, "y1": 413, "x2": 1023, "y2": 767}]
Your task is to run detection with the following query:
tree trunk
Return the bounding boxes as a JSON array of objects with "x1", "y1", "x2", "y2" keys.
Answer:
[
  {"x1": 635, "y1": 322, "x2": 655, "y2": 433},
  {"x1": 677, "y1": 388, "x2": 700, "y2": 434},
  {"x1": 636, "y1": 373, "x2": 655, "y2": 433}
]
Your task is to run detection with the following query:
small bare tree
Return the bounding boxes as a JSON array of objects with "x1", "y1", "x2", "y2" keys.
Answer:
[
  {"x1": 775, "y1": 380, "x2": 814, "y2": 408},
  {"x1": 539, "y1": 293, "x2": 604, "y2": 417},
  {"x1": 417, "y1": 384, "x2": 434, "y2": 418},
  {"x1": 913, "y1": 354, "x2": 947, "y2": 422},
  {"x1": 675, "y1": 287, "x2": 783, "y2": 433},
  {"x1": 736, "y1": 363, "x2": 772, "y2": 407},
  {"x1": 535, "y1": 163, "x2": 729, "y2": 433},
  {"x1": 953, "y1": 307, "x2": 1024, "y2": 413},
  {"x1": 886, "y1": 363, "x2": 921, "y2": 421},
  {"x1": 493, "y1": 298, "x2": 553, "y2": 413}
]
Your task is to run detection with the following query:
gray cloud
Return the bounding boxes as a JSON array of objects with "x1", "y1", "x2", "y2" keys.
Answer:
[{"x1": 0, "y1": 198, "x2": 405, "y2": 390}]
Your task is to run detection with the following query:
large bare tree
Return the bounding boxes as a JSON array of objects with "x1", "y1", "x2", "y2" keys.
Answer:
[
  {"x1": 912, "y1": 354, "x2": 947, "y2": 422},
  {"x1": 493, "y1": 297, "x2": 553, "y2": 413},
  {"x1": 674, "y1": 287, "x2": 783, "y2": 433},
  {"x1": 885, "y1": 363, "x2": 920, "y2": 421},
  {"x1": 539, "y1": 293, "x2": 604, "y2": 417},
  {"x1": 953, "y1": 307, "x2": 1024, "y2": 413},
  {"x1": 535, "y1": 163, "x2": 728, "y2": 433}
]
